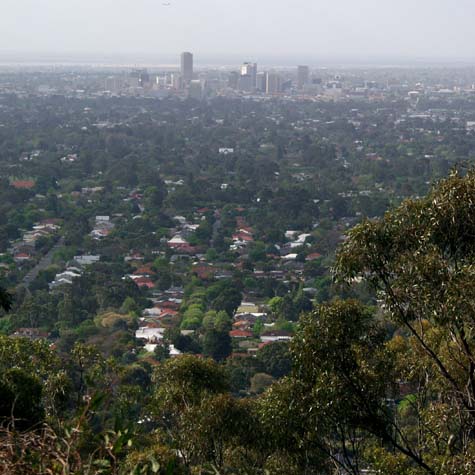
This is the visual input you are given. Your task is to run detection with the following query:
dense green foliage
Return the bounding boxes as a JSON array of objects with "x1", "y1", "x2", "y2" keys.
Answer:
[
  {"x1": 3, "y1": 70, "x2": 475, "y2": 473},
  {"x1": 4, "y1": 169, "x2": 475, "y2": 473}
]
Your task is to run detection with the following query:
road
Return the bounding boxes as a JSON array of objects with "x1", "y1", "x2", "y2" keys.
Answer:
[{"x1": 20, "y1": 237, "x2": 65, "y2": 289}]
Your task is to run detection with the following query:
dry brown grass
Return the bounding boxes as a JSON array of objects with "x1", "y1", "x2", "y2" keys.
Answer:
[{"x1": 0, "y1": 422, "x2": 79, "y2": 475}]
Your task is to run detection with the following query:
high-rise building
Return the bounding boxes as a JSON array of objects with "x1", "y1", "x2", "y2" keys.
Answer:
[
  {"x1": 188, "y1": 80, "x2": 203, "y2": 100},
  {"x1": 104, "y1": 76, "x2": 124, "y2": 92},
  {"x1": 129, "y1": 69, "x2": 150, "y2": 88},
  {"x1": 241, "y1": 62, "x2": 257, "y2": 90},
  {"x1": 181, "y1": 52, "x2": 194, "y2": 83},
  {"x1": 266, "y1": 72, "x2": 282, "y2": 94},
  {"x1": 256, "y1": 72, "x2": 267, "y2": 92},
  {"x1": 238, "y1": 74, "x2": 253, "y2": 92},
  {"x1": 228, "y1": 71, "x2": 240, "y2": 89},
  {"x1": 171, "y1": 73, "x2": 183, "y2": 90},
  {"x1": 297, "y1": 65, "x2": 310, "y2": 89}
]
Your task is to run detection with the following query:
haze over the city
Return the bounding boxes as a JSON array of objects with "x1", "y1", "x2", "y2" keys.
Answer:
[{"x1": 1, "y1": 0, "x2": 475, "y2": 65}]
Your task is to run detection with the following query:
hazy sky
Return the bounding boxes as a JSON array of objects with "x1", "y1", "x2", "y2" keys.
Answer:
[{"x1": 1, "y1": 0, "x2": 474, "y2": 63}]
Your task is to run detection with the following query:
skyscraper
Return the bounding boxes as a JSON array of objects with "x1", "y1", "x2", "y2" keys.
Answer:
[
  {"x1": 171, "y1": 73, "x2": 183, "y2": 90},
  {"x1": 181, "y1": 52, "x2": 193, "y2": 83},
  {"x1": 188, "y1": 80, "x2": 203, "y2": 100},
  {"x1": 297, "y1": 65, "x2": 310, "y2": 89},
  {"x1": 266, "y1": 72, "x2": 282, "y2": 94},
  {"x1": 256, "y1": 72, "x2": 267, "y2": 92},
  {"x1": 228, "y1": 71, "x2": 240, "y2": 89},
  {"x1": 238, "y1": 74, "x2": 253, "y2": 92},
  {"x1": 240, "y1": 62, "x2": 257, "y2": 90},
  {"x1": 130, "y1": 68, "x2": 150, "y2": 88}
]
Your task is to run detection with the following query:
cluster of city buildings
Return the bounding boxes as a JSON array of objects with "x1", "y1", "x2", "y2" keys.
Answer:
[{"x1": 103, "y1": 52, "x2": 322, "y2": 99}]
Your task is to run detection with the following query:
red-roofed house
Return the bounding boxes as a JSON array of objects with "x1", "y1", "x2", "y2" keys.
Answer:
[
  {"x1": 176, "y1": 243, "x2": 199, "y2": 254},
  {"x1": 11, "y1": 180, "x2": 35, "y2": 190},
  {"x1": 196, "y1": 207, "x2": 211, "y2": 214},
  {"x1": 133, "y1": 267, "x2": 157, "y2": 277},
  {"x1": 233, "y1": 320, "x2": 252, "y2": 330},
  {"x1": 192, "y1": 264, "x2": 215, "y2": 280},
  {"x1": 160, "y1": 309, "x2": 179, "y2": 317},
  {"x1": 155, "y1": 301, "x2": 180, "y2": 311},
  {"x1": 135, "y1": 277, "x2": 155, "y2": 289},
  {"x1": 14, "y1": 252, "x2": 32, "y2": 263},
  {"x1": 232, "y1": 233, "x2": 253, "y2": 242},
  {"x1": 239, "y1": 226, "x2": 254, "y2": 235},
  {"x1": 229, "y1": 330, "x2": 254, "y2": 338},
  {"x1": 258, "y1": 342, "x2": 273, "y2": 349}
]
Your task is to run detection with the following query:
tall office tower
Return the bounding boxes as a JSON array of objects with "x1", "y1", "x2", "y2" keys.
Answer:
[
  {"x1": 140, "y1": 70, "x2": 150, "y2": 86},
  {"x1": 241, "y1": 62, "x2": 257, "y2": 89},
  {"x1": 297, "y1": 65, "x2": 310, "y2": 89},
  {"x1": 238, "y1": 74, "x2": 253, "y2": 92},
  {"x1": 104, "y1": 76, "x2": 124, "y2": 92},
  {"x1": 156, "y1": 75, "x2": 168, "y2": 88},
  {"x1": 256, "y1": 72, "x2": 267, "y2": 92},
  {"x1": 130, "y1": 68, "x2": 150, "y2": 87},
  {"x1": 228, "y1": 71, "x2": 240, "y2": 89},
  {"x1": 266, "y1": 72, "x2": 282, "y2": 94},
  {"x1": 171, "y1": 73, "x2": 183, "y2": 90},
  {"x1": 181, "y1": 52, "x2": 194, "y2": 83},
  {"x1": 188, "y1": 80, "x2": 203, "y2": 100}
]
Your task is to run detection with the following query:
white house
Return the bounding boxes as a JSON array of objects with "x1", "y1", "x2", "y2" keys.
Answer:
[
  {"x1": 74, "y1": 255, "x2": 101, "y2": 266},
  {"x1": 135, "y1": 327, "x2": 165, "y2": 342}
]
